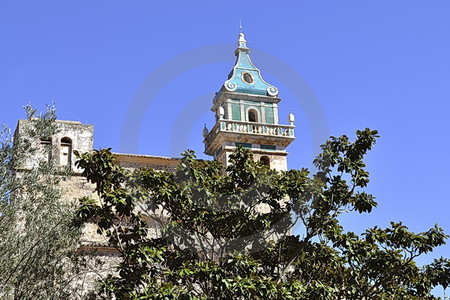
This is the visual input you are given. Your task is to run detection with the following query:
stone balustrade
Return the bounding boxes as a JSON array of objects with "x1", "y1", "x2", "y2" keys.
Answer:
[{"x1": 205, "y1": 120, "x2": 295, "y2": 146}]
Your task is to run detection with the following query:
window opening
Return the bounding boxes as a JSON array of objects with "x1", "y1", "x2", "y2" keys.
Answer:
[
  {"x1": 243, "y1": 72, "x2": 254, "y2": 84},
  {"x1": 260, "y1": 156, "x2": 270, "y2": 168},
  {"x1": 60, "y1": 137, "x2": 72, "y2": 167},
  {"x1": 40, "y1": 137, "x2": 52, "y2": 162},
  {"x1": 248, "y1": 109, "x2": 258, "y2": 122}
]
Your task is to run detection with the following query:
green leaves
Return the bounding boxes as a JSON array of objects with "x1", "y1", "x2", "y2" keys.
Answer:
[
  {"x1": 351, "y1": 191, "x2": 377, "y2": 213},
  {"x1": 426, "y1": 257, "x2": 450, "y2": 289},
  {"x1": 74, "y1": 128, "x2": 449, "y2": 299},
  {"x1": 314, "y1": 128, "x2": 378, "y2": 188},
  {"x1": 0, "y1": 105, "x2": 85, "y2": 299},
  {"x1": 74, "y1": 148, "x2": 126, "y2": 195}
]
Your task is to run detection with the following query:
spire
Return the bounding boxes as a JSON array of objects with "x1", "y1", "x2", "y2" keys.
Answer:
[
  {"x1": 237, "y1": 32, "x2": 249, "y2": 52},
  {"x1": 221, "y1": 31, "x2": 279, "y2": 97},
  {"x1": 237, "y1": 21, "x2": 247, "y2": 50}
]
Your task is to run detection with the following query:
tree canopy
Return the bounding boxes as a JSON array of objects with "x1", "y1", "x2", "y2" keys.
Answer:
[
  {"x1": 0, "y1": 105, "x2": 86, "y2": 299},
  {"x1": 75, "y1": 128, "x2": 450, "y2": 299}
]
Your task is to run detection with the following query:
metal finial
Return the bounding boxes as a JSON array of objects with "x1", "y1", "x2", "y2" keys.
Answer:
[{"x1": 239, "y1": 20, "x2": 243, "y2": 33}]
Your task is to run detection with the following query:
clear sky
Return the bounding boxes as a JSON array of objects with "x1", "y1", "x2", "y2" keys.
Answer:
[{"x1": 1, "y1": 0, "x2": 450, "y2": 280}]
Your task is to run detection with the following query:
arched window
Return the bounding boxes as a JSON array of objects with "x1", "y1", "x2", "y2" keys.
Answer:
[
  {"x1": 260, "y1": 156, "x2": 270, "y2": 168},
  {"x1": 40, "y1": 137, "x2": 52, "y2": 162},
  {"x1": 248, "y1": 109, "x2": 258, "y2": 122},
  {"x1": 60, "y1": 137, "x2": 72, "y2": 167}
]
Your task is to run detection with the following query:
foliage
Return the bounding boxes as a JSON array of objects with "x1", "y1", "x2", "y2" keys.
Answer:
[
  {"x1": 0, "y1": 105, "x2": 84, "y2": 299},
  {"x1": 75, "y1": 128, "x2": 450, "y2": 299}
]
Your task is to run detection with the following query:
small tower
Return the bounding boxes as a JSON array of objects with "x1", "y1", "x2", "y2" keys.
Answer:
[
  {"x1": 14, "y1": 119, "x2": 94, "y2": 173},
  {"x1": 203, "y1": 32, "x2": 295, "y2": 171}
]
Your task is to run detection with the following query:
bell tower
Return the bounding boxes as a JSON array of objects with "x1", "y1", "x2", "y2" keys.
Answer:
[{"x1": 203, "y1": 32, "x2": 295, "y2": 171}]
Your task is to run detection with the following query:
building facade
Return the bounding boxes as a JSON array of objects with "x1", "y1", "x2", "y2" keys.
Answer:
[
  {"x1": 15, "y1": 30, "x2": 296, "y2": 249},
  {"x1": 12, "y1": 31, "x2": 297, "y2": 295}
]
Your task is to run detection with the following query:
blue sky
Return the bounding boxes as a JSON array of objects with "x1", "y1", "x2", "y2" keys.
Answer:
[{"x1": 1, "y1": 0, "x2": 450, "y2": 279}]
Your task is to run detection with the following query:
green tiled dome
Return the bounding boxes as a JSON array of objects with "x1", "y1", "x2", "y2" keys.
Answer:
[{"x1": 222, "y1": 33, "x2": 278, "y2": 97}]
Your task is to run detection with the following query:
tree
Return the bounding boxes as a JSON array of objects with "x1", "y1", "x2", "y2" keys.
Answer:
[
  {"x1": 75, "y1": 128, "x2": 450, "y2": 299},
  {"x1": 0, "y1": 105, "x2": 85, "y2": 299}
]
